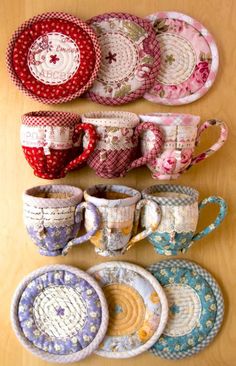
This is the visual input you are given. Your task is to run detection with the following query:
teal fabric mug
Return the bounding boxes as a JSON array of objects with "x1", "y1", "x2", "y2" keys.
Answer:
[{"x1": 141, "y1": 184, "x2": 227, "y2": 256}]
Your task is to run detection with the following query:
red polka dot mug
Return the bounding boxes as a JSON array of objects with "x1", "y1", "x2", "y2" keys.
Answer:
[{"x1": 21, "y1": 111, "x2": 97, "y2": 179}]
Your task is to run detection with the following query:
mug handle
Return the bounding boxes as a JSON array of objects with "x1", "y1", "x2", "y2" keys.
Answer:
[
  {"x1": 127, "y1": 122, "x2": 163, "y2": 171},
  {"x1": 189, "y1": 119, "x2": 228, "y2": 168},
  {"x1": 121, "y1": 199, "x2": 161, "y2": 253},
  {"x1": 63, "y1": 123, "x2": 97, "y2": 174},
  {"x1": 62, "y1": 202, "x2": 100, "y2": 255},
  {"x1": 190, "y1": 196, "x2": 227, "y2": 244}
]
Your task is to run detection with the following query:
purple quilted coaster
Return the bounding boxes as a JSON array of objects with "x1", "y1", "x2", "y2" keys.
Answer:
[
  {"x1": 11, "y1": 265, "x2": 108, "y2": 363},
  {"x1": 86, "y1": 12, "x2": 161, "y2": 105}
]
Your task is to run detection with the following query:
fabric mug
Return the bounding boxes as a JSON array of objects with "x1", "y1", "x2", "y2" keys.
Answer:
[
  {"x1": 141, "y1": 184, "x2": 227, "y2": 256},
  {"x1": 81, "y1": 111, "x2": 163, "y2": 178},
  {"x1": 139, "y1": 113, "x2": 228, "y2": 179},
  {"x1": 82, "y1": 184, "x2": 161, "y2": 256},
  {"x1": 21, "y1": 111, "x2": 98, "y2": 179},
  {"x1": 23, "y1": 184, "x2": 100, "y2": 256}
]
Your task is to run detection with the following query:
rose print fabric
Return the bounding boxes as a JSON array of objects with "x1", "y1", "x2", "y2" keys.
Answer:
[{"x1": 144, "y1": 12, "x2": 219, "y2": 105}]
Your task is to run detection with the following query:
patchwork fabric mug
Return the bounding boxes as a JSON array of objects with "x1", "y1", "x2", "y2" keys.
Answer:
[
  {"x1": 139, "y1": 113, "x2": 228, "y2": 179},
  {"x1": 142, "y1": 184, "x2": 227, "y2": 256},
  {"x1": 23, "y1": 184, "x2": 100, "y2": 256},
  {"x1": 82, "y1": 184, "x2": 161, "y2": 256},
  {"x1": 21, "y1": 111, "x2": 98, "y2": 179},
  {"x1": 81, "y1": 111, "x2": 163, "y2": 178}
]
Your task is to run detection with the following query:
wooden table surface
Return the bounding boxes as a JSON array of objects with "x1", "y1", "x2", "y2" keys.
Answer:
[{"x1": 0, "y1": 0, "x2": 235, "y2": 365}]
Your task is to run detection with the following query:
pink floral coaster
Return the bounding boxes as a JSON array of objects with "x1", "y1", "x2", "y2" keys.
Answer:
[
  {"x1": 86, "y1": 12, "x2": 161, "y2": 105},
  {"x1": 6, "y1": 12, "x2": 101, "y2": 104},
  {"x1": 144, "y1": 12, "x2": 219, "y2": 105}
]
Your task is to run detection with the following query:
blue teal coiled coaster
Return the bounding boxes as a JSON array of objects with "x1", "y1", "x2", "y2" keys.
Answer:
[{"x1": 147, "y1": 259, "x2": 224, "y2": 359}]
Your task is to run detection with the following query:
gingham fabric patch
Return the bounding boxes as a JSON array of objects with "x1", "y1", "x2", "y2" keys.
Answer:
[
  {"x1": 142, "y1": 184, "x2": 199, "y2": 206},
  {"x1": 86, "y1": 12, "x2": 161, "y2": 105}
]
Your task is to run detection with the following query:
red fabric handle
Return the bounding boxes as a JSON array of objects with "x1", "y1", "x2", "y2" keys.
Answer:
[
  {"x1": 128, "y1": 122, "x2": 164, "y2": 170},
  {"x1": 63, "y1": 123, "x2": 98, "y2": 173}
]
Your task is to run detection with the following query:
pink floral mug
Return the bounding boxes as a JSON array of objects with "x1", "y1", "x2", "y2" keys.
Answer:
[{"x1": 139, "y1": 113, "x2": 228, "y2": 179}]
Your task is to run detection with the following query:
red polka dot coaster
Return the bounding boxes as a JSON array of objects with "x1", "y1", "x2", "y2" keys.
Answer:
[
  {"x1": 6, "y1": 12, "x2": 101, "y2": 104},
  {"x1": 86, "y1": 13, "x2": 161, "y2": 105}
]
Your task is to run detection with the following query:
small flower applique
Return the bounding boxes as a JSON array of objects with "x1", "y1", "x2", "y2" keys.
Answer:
[
  {"x1": 56, "y1": 306, "x2": 65, "y2": 316},
  {"x1": 50, "y1": 54, "x2": 60, "y2": 64}
]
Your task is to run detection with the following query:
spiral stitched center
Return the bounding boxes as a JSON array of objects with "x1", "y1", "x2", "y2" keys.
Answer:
[
  {"x1": 104, "y1": 283, "x2": 146, "y2": 336},
  {"x1": 28, "y1": 33, "x2": 80, "y2": 85},
  {"x1": 157, "y1": 33, "x2": 196, "y2": 85},
  {"x1": 97, "y1": 33, "x2": 138, "y2": 83},
  {"x1": 33, "y1": 285, "x2": 87, "y2": 338},
  {"x1": 163, "y1": 284, "x2": 201, "y2": 337}
]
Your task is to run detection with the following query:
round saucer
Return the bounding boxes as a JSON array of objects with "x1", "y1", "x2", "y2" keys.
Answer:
[
  {"x1": 147, "y1": 259, "x2": 224, "y2": 359},
  {"x1": 11, "y1": 265, "x2": 108, "y2": 362},
  {"x1": 7, "y1": 12, "x2": 101, "y2": 104},
  {"x1": 144, "y1": 12, "x2": 219, "y2": 105},
  {"x1": 86, "y1": 12, "x2": 161, "y2": 105},
  {"x1": 88, "y1": 261, "x2": 168, "y2": 358}
]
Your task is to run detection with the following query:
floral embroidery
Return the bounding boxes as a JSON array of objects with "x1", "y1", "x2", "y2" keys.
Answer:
[
  {"x1": 165, "y1": 54, "x2": 175, "y2": 65},
  {"x1": 169, "y1": 303, "x2": 180, "y2": 315},
  {"x1": 56, "y1": 307, "x2": 65, "y2": 316},
  {"x1": 90, "y1": 17, "x2": 158, "y2": 99},
  {"x1": 105, "y1": 51, "x2": 117, "y2": 63},
  {"x1": 50, "y1": 54, "x2": 60, "y2": 64}
]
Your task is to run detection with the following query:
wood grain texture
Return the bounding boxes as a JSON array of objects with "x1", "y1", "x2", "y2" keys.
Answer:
[{"x1": 0, "y1": 0, "x2": 235, "y2": 365}]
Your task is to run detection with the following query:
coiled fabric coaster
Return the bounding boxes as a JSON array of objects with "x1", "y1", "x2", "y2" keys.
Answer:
[
  {"x1": 86, "y1": 12, "x2": 161, "y2": 105},
  {"x1": 6, "y1": 12, "x2": 101, "y2": 104},
  {"x1": 144, "y1": 12, "x2": 219, "y2": 105},
  {"x1": 11, "y1": 265, "x2": 108, "y2": 363},
  {"x1": 147, "y1": 259, "x2": 224, "y2": 359},
  {"x1": 87, "y1": 261, "x2": 168, "y2": 358}
]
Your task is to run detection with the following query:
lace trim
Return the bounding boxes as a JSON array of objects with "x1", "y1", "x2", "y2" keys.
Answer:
[
  {"x1": 142, "y1": 202, "x2": 198, "y2": 233},
  {"x1": 21, "y1": 125, "x2": 76, "y2": 151}
]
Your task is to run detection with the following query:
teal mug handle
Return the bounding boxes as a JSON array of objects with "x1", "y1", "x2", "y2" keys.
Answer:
[{"x1": 191, "y1": 196, "x2": 227, "y2": 243}]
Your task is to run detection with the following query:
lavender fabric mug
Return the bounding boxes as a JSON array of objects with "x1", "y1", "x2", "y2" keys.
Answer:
[
  {"x1": 81, "y1": 111, "x2": 163, "y2": 178},
  {"x1": 82, "y1": 184, "x2": 161, "y2": 256},
  {"x1": 23, "y1": 185, "x2": 100, "y2": 256},
  {"x1": 139, "y1": 113, "x2": 228, "y2": 179}
]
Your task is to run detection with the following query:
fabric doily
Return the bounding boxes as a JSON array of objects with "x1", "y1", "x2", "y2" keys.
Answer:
[
  {"x1": 6, "y1": 12, "x2": 101, "y2": 104},
  {"x1": 144, "y1": 12, "x2": 219, "y2": 105},
  {"x1": 11, "y1": 265, "x2": 108, "y2": 363},
  {"x1": 87, "y1": 261, "x2": 168, "y2": 358},
  {"x1": 147, "y1": 259, "x2": 224, "y2": 359},
  {"x1": 86, "y1": 12, "x2": 161, "y2": 105}
]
